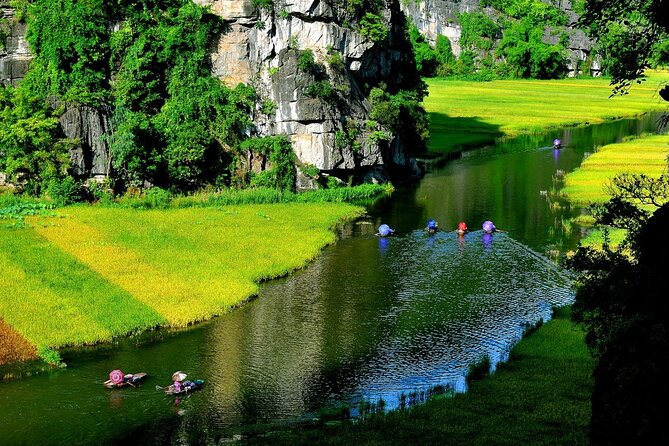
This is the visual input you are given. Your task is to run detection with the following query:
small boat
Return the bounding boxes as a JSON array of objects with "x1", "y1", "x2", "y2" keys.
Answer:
[
  {"x1": 104, "y1": 371, "x2": 148, "y2": 388},
  {"x1": 164, "y1": 379, "x2": 205, "y2": 395}
]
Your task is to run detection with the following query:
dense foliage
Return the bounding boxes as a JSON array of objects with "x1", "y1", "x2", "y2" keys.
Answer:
[
  {"x1": 569, "y1": 2, "x2": 669, "y2": 444},
  {"x1": 577, "y1": 0, "x2": 669, "y2": 90},
  {"x1": 409, "y1": 0, "x2": 570, "y2": 79},
  {"x1": 0, "y1": 0, "x2": 263, "y2": 194}
]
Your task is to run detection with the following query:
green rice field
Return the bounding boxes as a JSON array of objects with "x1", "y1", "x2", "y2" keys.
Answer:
[
  {"x1": 0, "y1": 203, "x2": 363, "y2": 359},
  {"x1": 562, "y1": 133, "x2": 669, "y2": 204},
  {"x1": 425, "y1": 71, "x2": 669, "y2": 153}
]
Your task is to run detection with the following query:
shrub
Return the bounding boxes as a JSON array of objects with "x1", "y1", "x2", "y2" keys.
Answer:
[
  {"x1": 306, "y1": 80, "x2": 335, "y2": 99},
  {"x1": 359, "y1": 13, "x2": 388, "y2": 43},
  {"x1": 144, "y1": 187, "x2": 172, "y2": 209},
  {"x1": 326, "y1": 47, "x2": 346, "y2": 72},
  {"x1": 46, "y1": 176, "x2": 83, "y2": 206},
  {"x1": 241, "y1": 136, "x2": 297, "y2": 191},
  {"x1": 298, "y1": 48, "x2": 315, "y2": 71}
]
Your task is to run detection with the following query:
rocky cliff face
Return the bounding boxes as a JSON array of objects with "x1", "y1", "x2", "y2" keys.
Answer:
[
  {"x1": 2, "y1": 2, "x2": 112, "y2": 179},
  {"x1": 0, "y1": 4, "x2": 31, "y2": 86},
  {"x1": 196, "y1": 0, "x2": 421, "y2": 181},
  {"x1": 1, "y1": 0, "x2": 423, "y2": 184},
  {"x1": 401, "y1": 0, "x2": 600, "y2": 75}
]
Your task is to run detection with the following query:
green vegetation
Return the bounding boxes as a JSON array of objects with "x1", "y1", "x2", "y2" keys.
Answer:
[
  {"x1": 562, "y1": 133, "x2": 669, "y2": 204},
  {"x1": 424, "y1": 71, "x2": 669, "y2": 152},
  {"x1": 248, "y1": 307, "x2": 593, "y2": 445},
  {"x1": 241, "y1": 136, "x2": 297, "y2": 190},
  {"x1": 578, "y1": 226, "x2": 627, "y2": 249},
  {"x1": 369, "y1": 85, "x2": 429, "y2": 155},
  {"x1": 408, "y1": 0, "x2": 570, "y2": 80},
  {"x1": 0, "y1": 203, "x2": 364, "y2": 361},
  {"x1": 567, "y1": 3, "x2": 669, "y2": 441},
  {"x1": 0, "y1": 0, "x2": 257, "y2": 194}
]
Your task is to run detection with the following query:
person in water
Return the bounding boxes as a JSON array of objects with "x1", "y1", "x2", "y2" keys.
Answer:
[
  {"x1": 482, "y1": 220, "x2": 496, "y2": 234},
  {"x1": 377, "y1": 224, "x2": 395, "y2": 237},
  {"x1": 426, "y1": 219, "x2": 438, "y2": 232},
  {"x1": 456, "y1": 221, "x2": 468, "y2": 235}
]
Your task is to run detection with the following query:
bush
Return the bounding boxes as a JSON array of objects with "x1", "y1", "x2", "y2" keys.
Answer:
[
  {"x1": 241, "y1": 136, "x2": 297, "y2": 191},
  {"x1": 144, "y1": 187, "x2": 172, "y2": 209},
  {"x1": 359, "y1": 13, "x2": 388, "y2": 43},
  {"x1": 46, "y1": 176, "x2": 83, "y2": 206},
  {"x1": 326, "y1": 47, "x2": 346, "y2": 72},
  {"x1": 306, "y1": 80, "x2": 335, "y2": 99},
  {"x1": 298, "y1": 48, "x2": 316, "y2": 71}
]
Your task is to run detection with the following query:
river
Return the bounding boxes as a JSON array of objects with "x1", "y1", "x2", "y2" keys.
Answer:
[{"x1": 0, "y1": 115, "x2": 662, "y2": 445}]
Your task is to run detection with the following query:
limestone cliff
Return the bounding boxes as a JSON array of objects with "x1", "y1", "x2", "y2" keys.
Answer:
[
  {"x1": 0, "y1": 4, "x2": 31, "y2": 86},
  {"x1": 196, "y1": 0, "x2": 422, "y2": 182},
  {"x1": 401, "y1": 0, "x2": 599, "y2": 76},
  {"x1": 1, "y1": 0, "x2": 424, "y2": 184}
]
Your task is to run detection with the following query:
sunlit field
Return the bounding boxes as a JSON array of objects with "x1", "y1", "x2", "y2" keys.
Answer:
[
  {"x1": 0, "y1": 204, "x2": 363, "y2": 359},
  {"x1": 562, "y1": 133, "x2": 669, "y2": 204},
  {"x1": 425, "y1": 71, "x2": 669, "y2": 153}
]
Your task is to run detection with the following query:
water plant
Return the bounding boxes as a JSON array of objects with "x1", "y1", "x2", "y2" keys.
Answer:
[{"x1": 466, "y1": 354, "x2": 491, "y2": 384}]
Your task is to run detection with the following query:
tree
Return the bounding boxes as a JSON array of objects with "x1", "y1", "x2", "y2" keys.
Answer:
[
  {"x1": 579, "y1": 0, "x2": 669, "y2": 95},
  {"x1": 570, "y1": 2, "x2": 669, "y2": 444}
]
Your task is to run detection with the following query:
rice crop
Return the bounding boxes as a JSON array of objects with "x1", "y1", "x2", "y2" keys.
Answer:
[
  {"x1": 0, "y1": 319, "x2": 37, "y2": 365},
  {"x1": 562, "y1": 133, "x2": 669, "y2": 204},
  {"x1": 425, "y1": 71, "x2": 669, "y2": 153},
  {"x1": 0, "y1": 203, "x2": 363, "y2": 356}
]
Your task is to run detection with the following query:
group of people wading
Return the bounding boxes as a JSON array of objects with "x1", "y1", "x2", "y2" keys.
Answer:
[{"x1": 376, "y1": 220, "x2": 499, "y2": 237}]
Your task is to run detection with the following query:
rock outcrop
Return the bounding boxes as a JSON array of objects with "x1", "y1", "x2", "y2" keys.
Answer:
[
  {"x1": 401, "y1": 0, "x2": 600, "y2": 76},
  {"x1": 197, "y1": 0, "x2": 422, "y2": 179},
  {"x1": 2, "y1": 2, "x2": 112, "y2": 179},
  {"x1": 1, "y1": 0, "x2": 423, "y2": 183},
  {"x1": 0, "y1": 3, "x2": 31, "y2": 85}
]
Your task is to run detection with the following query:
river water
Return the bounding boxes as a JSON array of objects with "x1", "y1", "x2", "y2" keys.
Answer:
[{"x1": 0, "y1": 115, "x2": 662, "y2": 445}]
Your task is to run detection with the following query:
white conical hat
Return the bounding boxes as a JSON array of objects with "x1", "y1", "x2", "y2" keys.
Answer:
[{"x1": 172, "y1": 371, "x2": 187, "y2": 382}]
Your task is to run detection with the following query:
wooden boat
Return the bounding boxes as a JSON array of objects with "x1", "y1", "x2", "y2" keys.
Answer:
[
  {"x1": 104, "y1": 372, "x2": 148, "y2": 388},
  {"x1": 164, "y1": 379, "x2": 205, "y2": 395}
]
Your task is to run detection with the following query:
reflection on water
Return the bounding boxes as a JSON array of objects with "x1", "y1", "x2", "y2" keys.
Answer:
[{"x1": 0, "y1": 114, "x2": 663, "y2": 444}]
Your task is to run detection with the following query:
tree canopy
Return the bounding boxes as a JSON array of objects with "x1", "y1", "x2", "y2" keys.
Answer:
[{"x1": 570, "y1": 2, "x2": 669, "y2": 444}]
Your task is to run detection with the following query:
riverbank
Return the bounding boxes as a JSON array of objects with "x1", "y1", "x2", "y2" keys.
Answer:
[
  {"x1": 562, "y1": 133, "x2": 669, "y2": 204},
  {"x1": 249, "y1": 307, "x2": 593, "y2": 445},
  {"x1": 0, "y1": 202, "x2": 364, "y2": 366},
  {"x1": 561, "y1": 133, "x2": 669, "y2": 249},
  {"x1": 425, "y1": 71, "x2": 669, "y2": 153}
]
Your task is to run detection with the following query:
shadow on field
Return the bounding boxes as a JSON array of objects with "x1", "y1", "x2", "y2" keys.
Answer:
[{"x1": 427, "y1": 113, "x2": 504, "y2": 155}]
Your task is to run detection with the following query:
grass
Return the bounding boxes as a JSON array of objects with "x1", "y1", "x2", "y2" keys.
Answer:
[
  {"x1": 424, "y1": 71, "x2": 669, "y2": 153},
  {"x1": 0, "y1": 203, "x2": 364, "y2": 358},
  {"x1": 121, "y1": 184, "x2": 394, "y2": 209},
  {"x1": 579, "y1": 227, "x2": 627, "y2": 250},
  {"x1": 249, "y1": 307, "x2": 594, "y2": 445},
  {"x1": 562, "y1": 133, "x2": 669, "y2": 204}
]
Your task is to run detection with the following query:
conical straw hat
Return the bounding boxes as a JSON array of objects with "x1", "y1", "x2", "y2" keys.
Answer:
[{"x1": 172, "y1": 371, "x2": 187, "y2": 382}]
